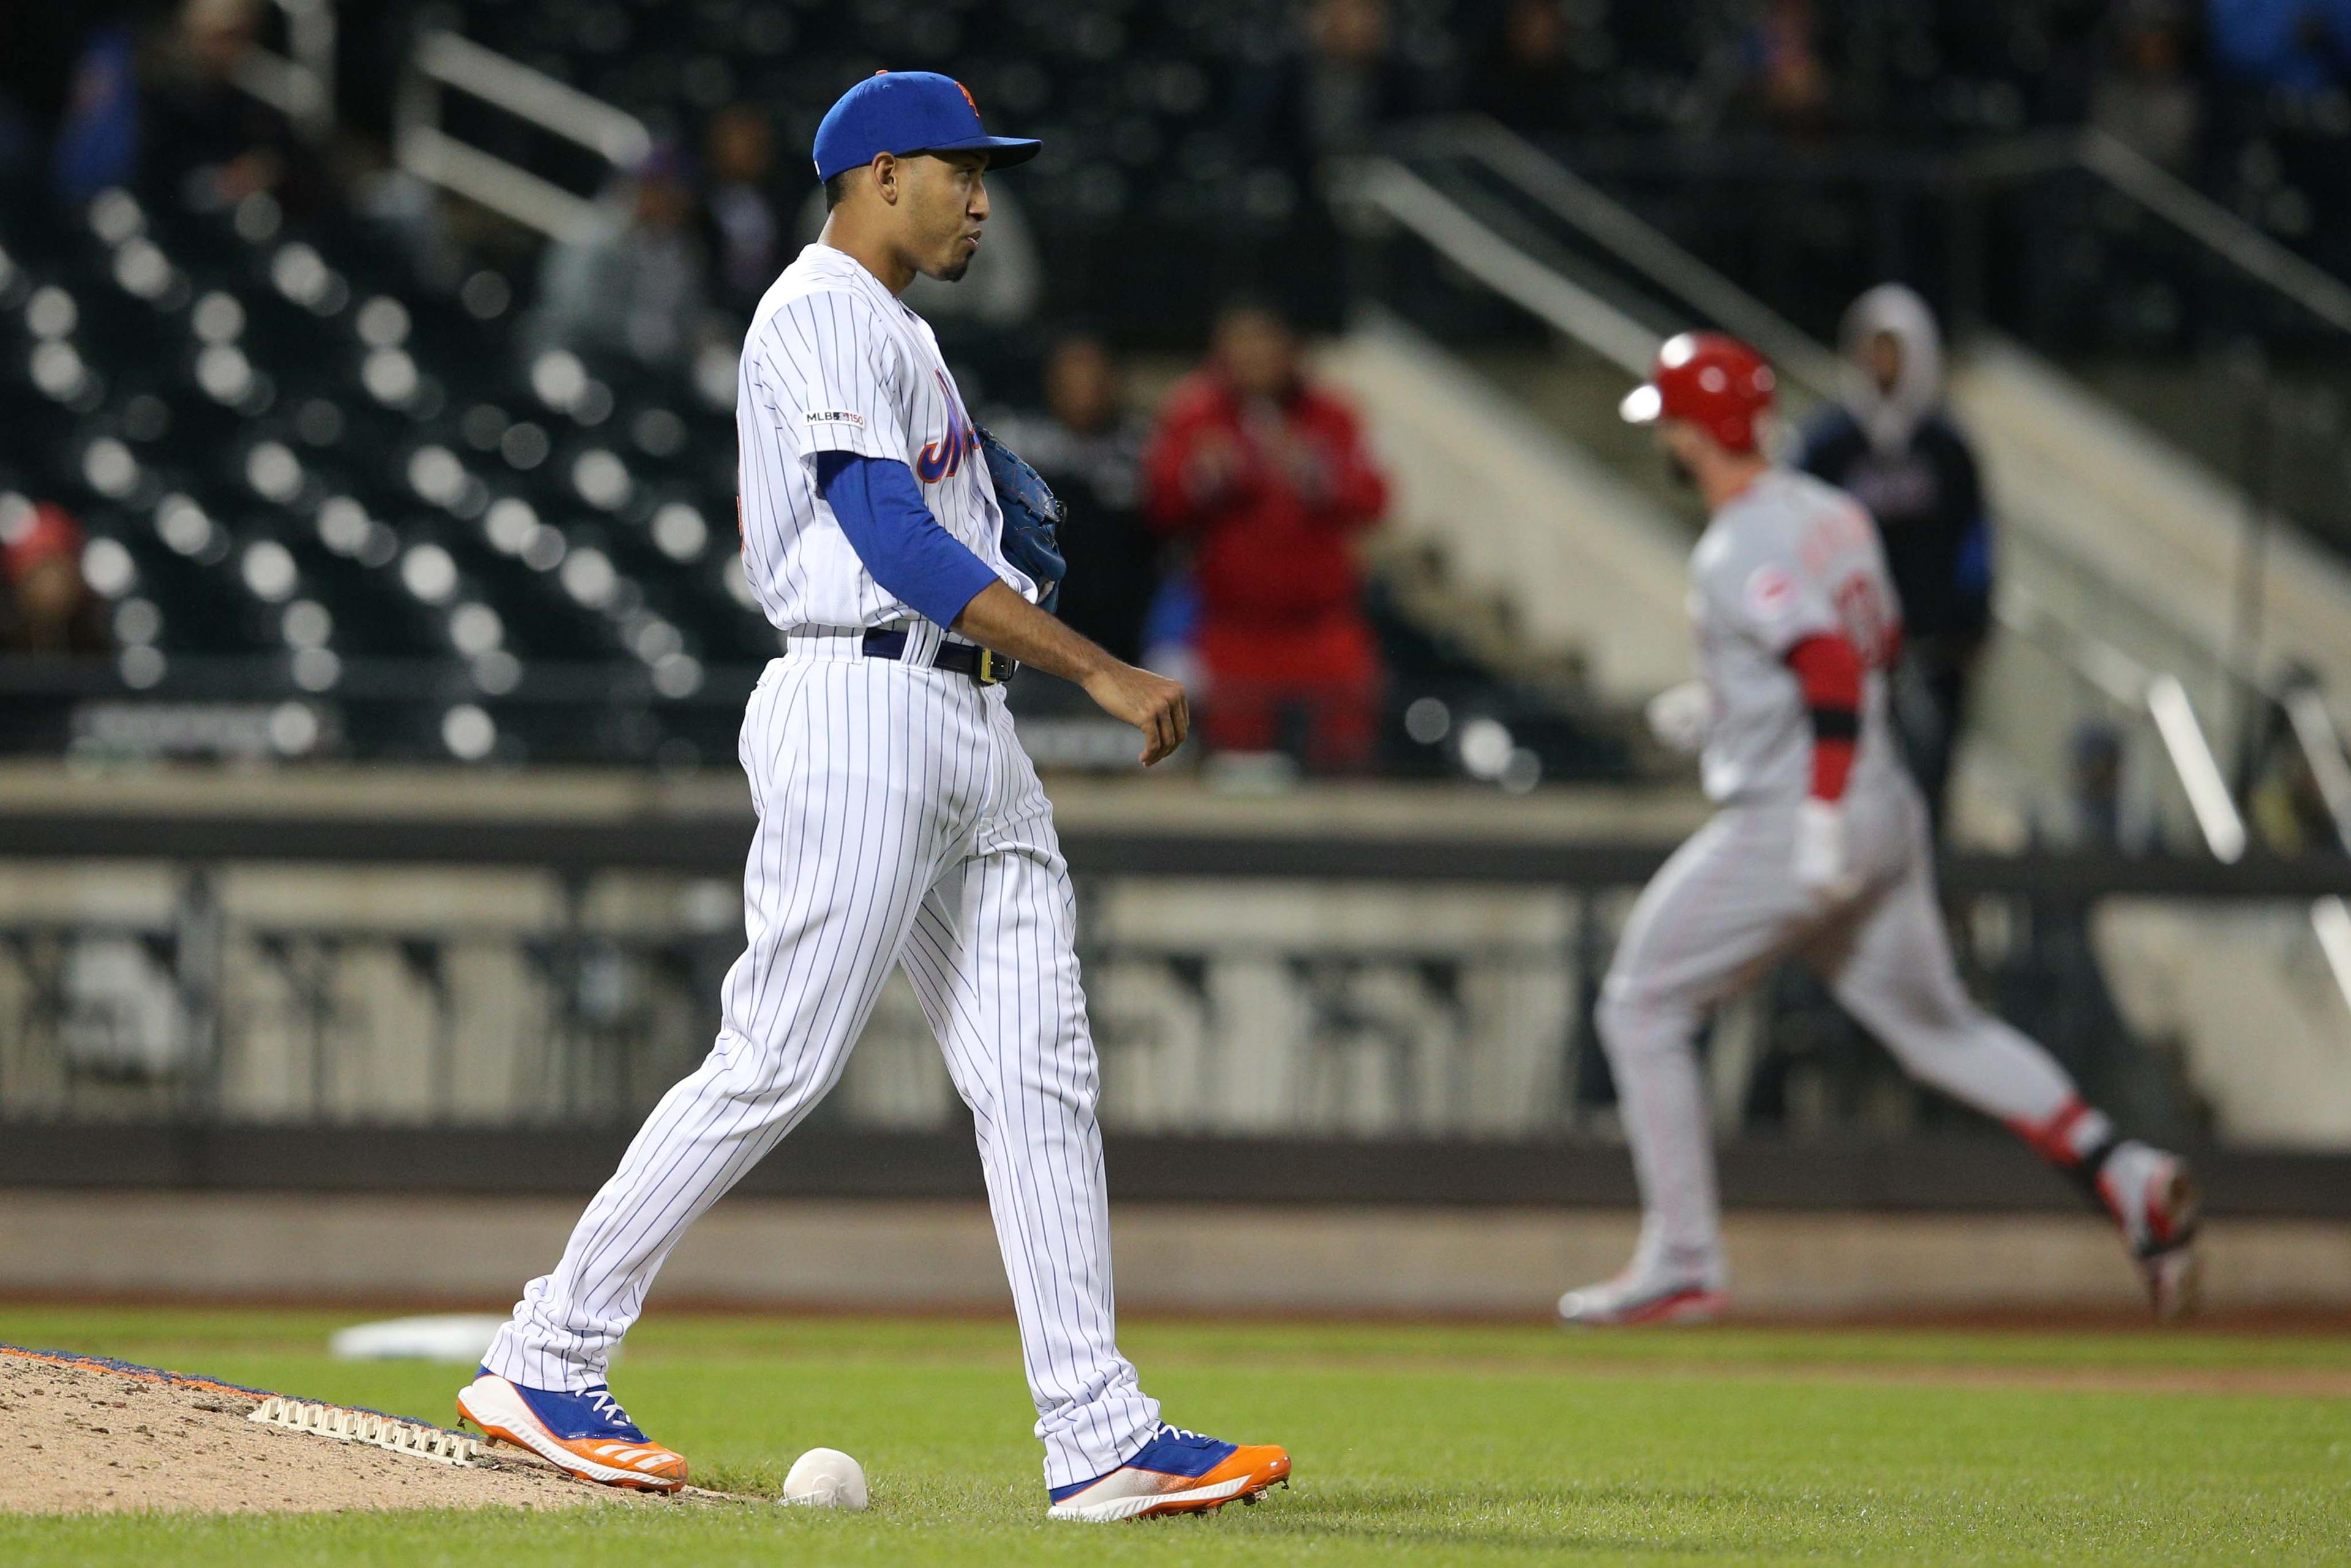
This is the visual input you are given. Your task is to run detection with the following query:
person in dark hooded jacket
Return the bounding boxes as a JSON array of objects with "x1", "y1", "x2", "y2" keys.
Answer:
[{"x1": 1799, "y1": 284, "x2": 1990, "y2": 834}]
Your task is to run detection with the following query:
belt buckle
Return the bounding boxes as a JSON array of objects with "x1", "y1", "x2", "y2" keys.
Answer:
[{"x1": 975, "y1": 648, "x2": 1003, "y2": 686}]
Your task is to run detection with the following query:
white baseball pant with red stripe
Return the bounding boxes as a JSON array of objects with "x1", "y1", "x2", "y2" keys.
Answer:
[{"x1": 1597, "y1": 781, "x2": 2106, "y2": 1281}]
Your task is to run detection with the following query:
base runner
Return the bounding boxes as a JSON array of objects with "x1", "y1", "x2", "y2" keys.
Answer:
[
  {"x1": 454, "y1": 72, "x2": 1288, "y2": 1520},
  {"x1": 1560, "y1": 332, "x2": 2200, "y2": 1326}
]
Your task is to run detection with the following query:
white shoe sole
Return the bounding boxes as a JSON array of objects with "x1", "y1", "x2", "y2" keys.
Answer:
[
  {"x1": 1558, "y1": 1286, "x2": 1727, "y2": 1328},
  {"x1": 456, "y1": 1378, "x2": 681, "y2": 1490},
  {"x1": 1048, "y1": 1471, "x2": 1255, "y2": 1522}
]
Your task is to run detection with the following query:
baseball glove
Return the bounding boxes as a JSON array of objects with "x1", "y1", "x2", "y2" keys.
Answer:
[{"x1": 976, "y1": 424, "x2": 1065, "y2": 615}]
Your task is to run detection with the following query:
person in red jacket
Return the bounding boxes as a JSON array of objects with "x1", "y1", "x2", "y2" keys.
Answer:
[{"x1": 1142, "y1": 302, "x2": 1389, "y2": 771}]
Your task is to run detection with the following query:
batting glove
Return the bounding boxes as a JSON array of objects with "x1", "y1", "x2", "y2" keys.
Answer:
[
  {"x1": 1644, "y1": 681, "x2": 1714, "y2": 756},
  {"x1": 1793, "y1": 799, "x2": 1859, "y2": 902}
]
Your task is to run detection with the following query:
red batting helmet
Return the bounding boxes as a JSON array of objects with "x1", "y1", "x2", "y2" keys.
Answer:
[{"x1": 1618, "y1": 332, "x2": 1776, "y2": 452}]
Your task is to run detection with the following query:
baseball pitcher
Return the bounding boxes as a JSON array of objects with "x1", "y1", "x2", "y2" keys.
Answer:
[
  {"x1": 1560, "y1": 332, "x2": 2200, "y2": 1326},
  {"x1": 456, "y1": 72, "x2": 1289, "y2": 1522}
]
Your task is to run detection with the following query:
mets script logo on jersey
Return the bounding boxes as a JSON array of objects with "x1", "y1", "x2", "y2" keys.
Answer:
[{"x1": 916, "y1": 370, "x2": 980, "y2": 483}]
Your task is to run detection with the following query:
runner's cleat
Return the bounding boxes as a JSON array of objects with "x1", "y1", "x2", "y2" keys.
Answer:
[
  {"x1": 456, "y1": 1370, "x2": 687, "y2": 1490},
  {"x1": 1557, "y1": 1271, "x2": 1727, "y2": 1327},
  {"x1": 2096, "y1": 1142, "x2": 2202, "y2": 1319},
  {"x1": 1046, "y1": 1423, "x2": 1291, "y2": 1522},
  {"x1": 2141, "y1": 1245, "x2": 2203, "y2": 1321}
]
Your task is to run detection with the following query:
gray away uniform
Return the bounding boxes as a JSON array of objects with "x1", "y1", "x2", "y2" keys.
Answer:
[{"x1": 1599, "y1": 470, "x2": 2080, "y2": 1283}]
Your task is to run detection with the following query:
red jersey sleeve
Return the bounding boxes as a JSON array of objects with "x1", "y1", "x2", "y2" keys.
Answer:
[{"x1": 1786, "y1": 632, "x2": 1864, "y2": 801}]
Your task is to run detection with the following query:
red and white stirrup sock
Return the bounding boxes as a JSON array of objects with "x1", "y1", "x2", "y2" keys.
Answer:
[{"x1": 2009, "y1": 1096, "x2": 2125, "y2": 1213}]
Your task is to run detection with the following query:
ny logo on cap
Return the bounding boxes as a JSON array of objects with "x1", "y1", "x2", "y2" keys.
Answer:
[{"x1": 872, "y1": 68, "x2": 975, "y2": 117}]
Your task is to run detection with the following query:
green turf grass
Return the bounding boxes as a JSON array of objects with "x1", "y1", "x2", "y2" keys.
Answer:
[{"x1": 1, "y1": 1306, "x2": 2344, "y2": 1565}]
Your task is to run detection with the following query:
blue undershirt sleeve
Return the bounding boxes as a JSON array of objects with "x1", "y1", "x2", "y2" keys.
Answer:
[{"x1": 814, "y1": 451, "x2": 1001, "y2": 631}]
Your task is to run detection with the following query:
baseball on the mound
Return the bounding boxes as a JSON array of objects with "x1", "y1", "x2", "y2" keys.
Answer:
[{"x1": 780, "y1": 1447, "x2": 869, "y2": 1510}]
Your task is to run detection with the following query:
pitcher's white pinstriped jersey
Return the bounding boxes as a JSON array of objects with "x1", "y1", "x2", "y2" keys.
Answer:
[
  {"x1": 1690, "y1": 469, "x2": 1903, "y2": 803},
  {"x1": 479, "y1": 239, "x2": 1163, "y2": 1491},
  {"x1": 737, "y1": 242, "x2": 1035, "y2": 631}
]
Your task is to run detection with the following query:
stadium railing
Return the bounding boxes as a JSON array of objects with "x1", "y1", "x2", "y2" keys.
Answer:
[
  {"x1": 0, "y1": 806, "x2": 2345, "y2": 1217},
  {"x1": 1421, "y1": 117, "x2": 2351, "y2": 562},
  {"x1": 393, "y1": 29, "x2": 654, "y2": 243}
]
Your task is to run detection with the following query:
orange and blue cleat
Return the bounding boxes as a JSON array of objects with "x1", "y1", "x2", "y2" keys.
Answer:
[
  {"x1": 1046, "y1": 1423, "x2": 1291, "y2": 1522},
  {"x1": 456, "y1": 1370, "x2": 687, "y2": 1491}
]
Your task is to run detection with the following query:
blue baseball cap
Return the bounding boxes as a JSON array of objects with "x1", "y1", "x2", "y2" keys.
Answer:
[{"x1": 811, "y1": 71, "x2": 1041, "y2": 183}]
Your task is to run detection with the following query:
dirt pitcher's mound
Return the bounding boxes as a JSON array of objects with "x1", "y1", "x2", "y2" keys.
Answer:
[{"x1": 0, "y1": 1346, "x2": 688, "y2": 1515}]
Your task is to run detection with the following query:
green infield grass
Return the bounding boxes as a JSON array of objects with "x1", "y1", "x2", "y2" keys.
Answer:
[{"x1": 0, "y1": 1305, "x2": 2344, "y2": 1564}]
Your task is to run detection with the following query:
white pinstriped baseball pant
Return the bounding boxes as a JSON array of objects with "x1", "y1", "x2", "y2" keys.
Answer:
[{"x1": 482, "y1": 626, "x2": 1160, "y2": 1488}]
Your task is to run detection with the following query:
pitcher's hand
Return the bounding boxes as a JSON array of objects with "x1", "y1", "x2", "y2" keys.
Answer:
[{"x1": 1083, "y1": 663, "x2": 1190, "y2": 766}]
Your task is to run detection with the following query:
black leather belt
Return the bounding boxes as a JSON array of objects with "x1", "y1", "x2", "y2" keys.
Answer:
[{"x1": 861, "y1": 628, "x2": 1017, "y2": 686}]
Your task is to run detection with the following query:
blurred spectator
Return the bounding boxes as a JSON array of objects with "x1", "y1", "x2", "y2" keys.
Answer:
[
  {"x1": 2029, "y1": 0, "x2": 2121, "y2": 129},
  {"x1": 50, "y1": 22, "x2": 140, "y2": 206},
  {"x1": 2205, "y1": 0, "x2": 2351, "y2": 92},
  {"x1": 2246, "y1": 666, "x2": 2344, "y2": 853},
  {"x1": 1243, "y1": 0, "x2": 1424, "y2": 161},
  {"x1": 702, "y1": 105, "x2": 784, "y2": 317},
  {"x1": 525, "y1": 141, "x2": 709, "y2": 373},
  {"x1": 0, "y1": 6, "x2": 137, "y2": 219},
  {"x1": 1143, "y1": 303, "x2": 1390, "y2": 771},
  {"x1": 1736, "y1": 0, "x2": 1834, "y2": 137},
  {"x1": 1234, "y1": 0, "x2": 1417, "y2": 198},
  {"x1": 2069, "y1": 722, "x2": 2129, "y2": 849},
  {"x1": 1471, "y1": 0, "x2": 1610, "y2": 136},
  {"x1": 2092, "y1": 1, "x2": 2205, "y2": 170},
  {"x1": 1800, "y1": 284, "x2": 1990, "y2": 833},
  {"x1": 1235, "y1": 0, "x2": 1425, "y2": 327},
  {"x1": 2206, "y1": 1, "x2": 2351, "y2": 278},
  {"x1": 1, "y1": 500, "x2": 107, "y2": 656},
  {"x1": 989, "y1": 334, "x2": 1159, "y2": 664},
  {"x1": 141, "y1": 0, "x2": 322, "y2": 216}
]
